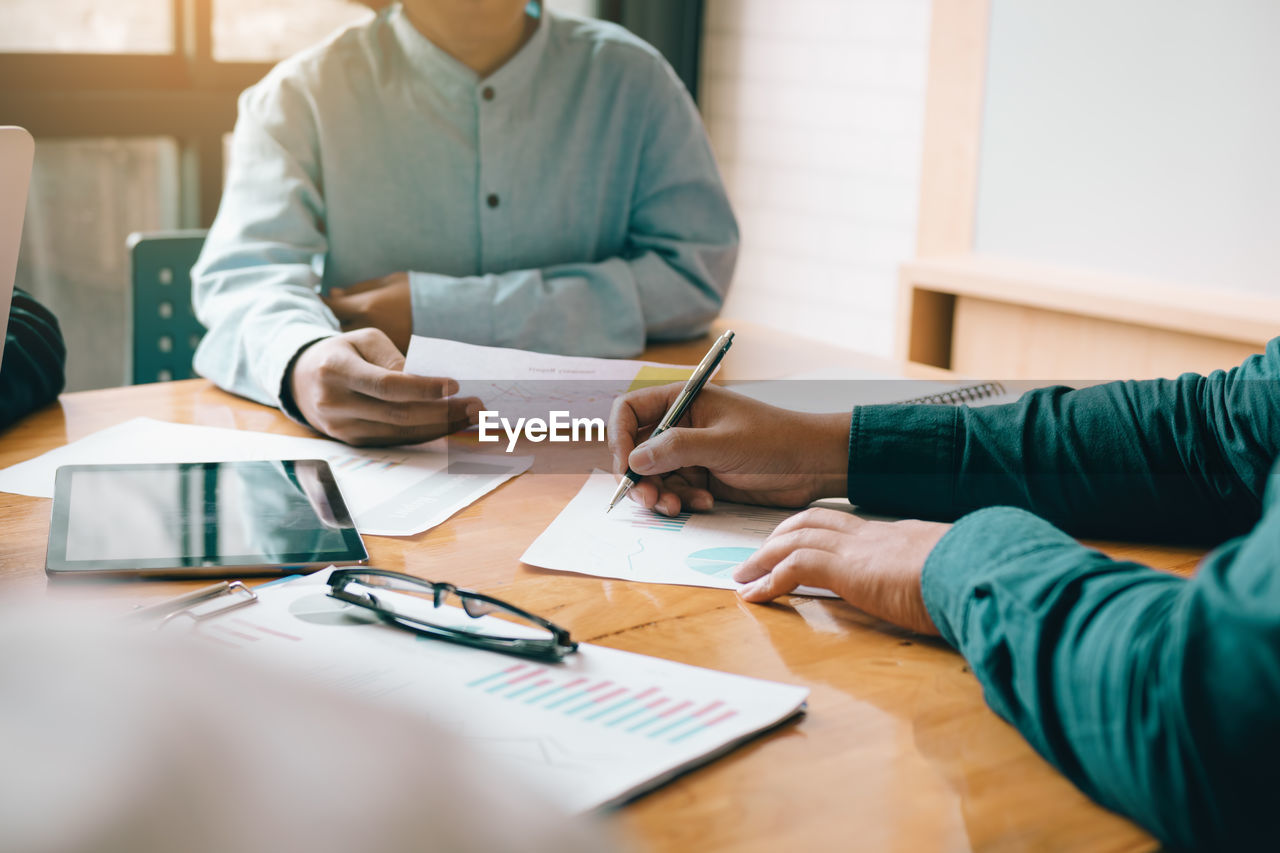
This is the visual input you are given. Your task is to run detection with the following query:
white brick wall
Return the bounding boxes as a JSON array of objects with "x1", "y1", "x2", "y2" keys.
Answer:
[
  {"x1": 543, "y1": 0, "x2": 598, "y2": 18},
  {"x1": 701, "y1": 0, "x2": 932, "y2": 358}
]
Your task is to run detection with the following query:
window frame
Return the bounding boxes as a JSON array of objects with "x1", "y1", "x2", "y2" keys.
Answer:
[{"x1": 0, "y1": 0, "x2": 273, "y2": 227}]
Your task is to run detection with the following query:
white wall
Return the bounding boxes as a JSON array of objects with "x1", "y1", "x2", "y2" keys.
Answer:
[
  {"x1": 701, "y1": 0, "x2": 932, "y2": 359},
  {"x1": 543, "y1": 0, "x2": 598, "y2": 19},
  {"x1": 975, "y1": 0, "x2": 1280, "y2": 296}
]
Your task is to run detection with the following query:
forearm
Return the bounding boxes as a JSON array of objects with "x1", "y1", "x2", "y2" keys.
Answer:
[
  {"x1": 407, "y1": 250, "x2": 732, "y2": 358},
  {"x1": 193, "y1": 264, "x2": 337, "y2": 408},
  {"x1": 849, "y1": 366, "x2": 1274, "y2": 541},
  {"x1": 924, "y1": 501, "x2": 1280, "y2": 849},
  {"x1": 192, "y1": 76, "x2": 339, "y2": 408}
]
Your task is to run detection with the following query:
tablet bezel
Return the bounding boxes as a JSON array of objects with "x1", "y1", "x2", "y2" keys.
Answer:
[{"x1": 46, "y1": 459, "x2": 368, "y2": 579}]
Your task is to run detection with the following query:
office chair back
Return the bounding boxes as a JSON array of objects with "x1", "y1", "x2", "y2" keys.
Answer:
[{"x1": 128, "y1": 230, "x2": 208, "y2": 384}]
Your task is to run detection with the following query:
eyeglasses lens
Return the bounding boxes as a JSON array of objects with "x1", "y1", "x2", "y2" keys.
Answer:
[{"x1": 340, "y1": 574, "x2": 553, "y2": 643}]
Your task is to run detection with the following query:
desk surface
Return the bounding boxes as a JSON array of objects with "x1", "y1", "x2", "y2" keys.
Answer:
[{"x1": 0, "y1": 324, "x2": 1194, "y2": 851}]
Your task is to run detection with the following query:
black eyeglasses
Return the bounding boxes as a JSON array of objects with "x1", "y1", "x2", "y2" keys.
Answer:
[{"x1": 327, "y1": 569, "x2": 578, "y2": 662}]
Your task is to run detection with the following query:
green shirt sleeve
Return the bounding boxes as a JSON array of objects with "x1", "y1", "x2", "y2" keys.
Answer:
[
  {"x1": 847, "y1": 340, "x2": 1280, "y2": 848},
  {"x1": 922, "y1": 494, "x2": 1280, "y2": 849},
  {"x1": 848, "y1": 339, "x2": 1280, "y2": 543}
]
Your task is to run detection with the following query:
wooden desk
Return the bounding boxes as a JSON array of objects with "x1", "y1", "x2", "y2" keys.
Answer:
[{"x1": 0, "y1": 326, "x2": 1193, "y2": 851}]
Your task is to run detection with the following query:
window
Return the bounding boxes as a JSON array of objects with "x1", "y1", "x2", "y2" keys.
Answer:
[
  {"x1": 1, "y1": 0, "x2": 298, "y2": 390},
  {"x1": 0, "y1": 0, "x2": 173, "y2": 53},
  {"x1": 17, "y1": 139, "x2": 180, "y2": 392}
]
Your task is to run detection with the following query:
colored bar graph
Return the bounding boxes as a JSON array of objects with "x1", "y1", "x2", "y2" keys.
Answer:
[
  {"x1": 464, "y1": 665, "x2": 738, "y2": 744},
  {"x1": 507, "y1": 678, "x2": 551, "y2": 700},
  {"x1": 629, "y1": 700, "x2": 693, "y2": 734},
  {"x1": 466, "y1": 662, "x2": 525, "y2": 688},
  {"x1": 586, "y1": 686, "x2": 657, "y2": 721},
  {"x1": 671, "y1": 709, "x2": 739, "y2": 743},
  {"x1": 566, "y1": 686, "x2": 627, "y2": 715},
  {"x1": 649, "y1": 700, "x2": 723, "y2": 739},
  {"x1": 486, "y1": 666, "x2": 546, "y2": 693},
  {"x1": 617, "y1": 505, "x2": 692, "y2": 532},
  {"x1": 546, "y1": 680, "x2": 612, "y2": 710},
  {"x1": 607, "y1": 695, "x2": 667, "y2": 727},
  {"x1": 525, "y1": 676, "x2": 587, "y2": 705}
]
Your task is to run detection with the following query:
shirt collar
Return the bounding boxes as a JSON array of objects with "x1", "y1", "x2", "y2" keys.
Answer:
[{"x1": 389, "y1": 3, "x2": 549, "y2": 102}]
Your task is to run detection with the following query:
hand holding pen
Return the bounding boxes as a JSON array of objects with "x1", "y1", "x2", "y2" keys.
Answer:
[
  {"x1": 607, "y1": 337, "x2": 854, "y2": 516},
  {"x1": 607, "y1": 331, "x2": 735, "y2": 512}
]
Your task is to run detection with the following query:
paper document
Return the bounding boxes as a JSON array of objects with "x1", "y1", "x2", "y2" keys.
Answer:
[
  {"x1": 522, "y1": 470, "x2": 837, "y2": 597},
  {"x1": 190, "y1": 570, "x2": 809, "y2": 813},
  {"x1": 0, "y1": 417, "x2": 529, "y2": 537},
  {"x1": 404, "y1": 336, "x2": 694, "y2": 421}
]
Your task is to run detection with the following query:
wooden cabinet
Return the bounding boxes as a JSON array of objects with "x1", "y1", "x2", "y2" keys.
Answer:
[{"x1": 900, "y1": 254, "x2": 1277, "y2": 379}]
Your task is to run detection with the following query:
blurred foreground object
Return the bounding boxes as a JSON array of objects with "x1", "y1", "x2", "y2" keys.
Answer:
[{"x1": 0, "y1": 605, "x2": 615, "y2": 853}]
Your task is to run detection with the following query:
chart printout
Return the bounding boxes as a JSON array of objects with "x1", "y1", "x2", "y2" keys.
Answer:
[
  {"x1": 521, "y1": 470, "x2": 838, "y2": 597},
  {"x1": 197, "y1": 571, "x2": 809, "y2": 812}
]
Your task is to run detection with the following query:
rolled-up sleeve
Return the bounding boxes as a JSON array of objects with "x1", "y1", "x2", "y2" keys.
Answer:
[
  {"x1": 922, "y1": 495, "x2": 1280, "y2": 849},
  {"x1": 191, "y1": 76, "x2": 339, "y2": 409},
  {"x1": 848, "y1": 339, "x2": 1280, "y2": 543}
]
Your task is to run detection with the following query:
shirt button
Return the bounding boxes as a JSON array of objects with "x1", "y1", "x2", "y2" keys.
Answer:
[
  {"x1": 482, "y1": 86, "x2": 495, "y2": 101},
  {"x1": 487, "y1": 193, "x2": 500, "y2": 209}
]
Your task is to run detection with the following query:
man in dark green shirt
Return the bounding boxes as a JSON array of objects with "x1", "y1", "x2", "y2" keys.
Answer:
[{"x1": 608, "y1": 340, "x2": 1280, "y2": 850}]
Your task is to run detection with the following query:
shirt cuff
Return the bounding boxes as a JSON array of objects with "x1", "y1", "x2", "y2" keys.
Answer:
[
  {"x1": 921, "y1": 506, "x2": 1078, "y2": 649},
  {"x1": 847, "y1": 404, "x2": 961, "y2": 518},
  {"x1": 409, "y1": 271, "x2": 496, "y2": 345},
  {"x1": 260, "y1": 323, "x2": 338, "y2": 413}
]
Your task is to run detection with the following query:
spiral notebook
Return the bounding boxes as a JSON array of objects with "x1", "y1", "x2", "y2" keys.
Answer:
[{"x1": 726, "y1": 371, "x2": 1025, "y2": 414}]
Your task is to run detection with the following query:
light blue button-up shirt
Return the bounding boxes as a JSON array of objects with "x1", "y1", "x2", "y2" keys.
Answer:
[{"x1": 191, "y1": 5, "x2": 739, "y2": 410}]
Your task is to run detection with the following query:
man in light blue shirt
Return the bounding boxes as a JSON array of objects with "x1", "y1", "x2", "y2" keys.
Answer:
[{"x1": 193, "y1": 0, "x2": 738, "y2": 445}]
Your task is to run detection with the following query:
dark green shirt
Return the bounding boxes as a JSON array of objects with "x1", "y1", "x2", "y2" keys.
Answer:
[{"x1": 848, "y1": 339, "x2": 1280, "y2": 850}]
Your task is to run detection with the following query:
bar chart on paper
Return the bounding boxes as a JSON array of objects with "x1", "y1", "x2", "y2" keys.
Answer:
[
  {"x1": 468, "y1": 662, "x2": 741, "y2": 744},
  {"x1": 201, "y1": 572, "x2": 809, "y2": 813},
  {"x1": 618, "y1": 504, "x2": 692, "y2": 532},
  {"x1": 521, "y1": 470, "x2": 838, "y2": 597}
]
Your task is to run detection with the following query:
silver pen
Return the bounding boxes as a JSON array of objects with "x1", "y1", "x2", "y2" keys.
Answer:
[{"x1": 607, "y1": 330, "x2": 735, "y2": 512}]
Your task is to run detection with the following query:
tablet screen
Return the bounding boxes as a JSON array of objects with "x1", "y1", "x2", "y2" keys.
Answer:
[{"x1": 47, "y1": 460, "x2": 368, "y2": 577}]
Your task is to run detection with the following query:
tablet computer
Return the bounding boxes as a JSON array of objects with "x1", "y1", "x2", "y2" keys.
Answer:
[{"x1": 46, "y1": 460, "x2": 368, "y2": 578}]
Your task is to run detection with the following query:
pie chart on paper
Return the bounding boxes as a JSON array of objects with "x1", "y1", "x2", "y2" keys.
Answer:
[{"x1": 685, "y1": 547, "x2": 757, "y2": 578}]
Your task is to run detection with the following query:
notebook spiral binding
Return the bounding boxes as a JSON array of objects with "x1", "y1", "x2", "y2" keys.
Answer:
[{"x1": 897, "y1": 381, "x2": 1008, "y2": 406}]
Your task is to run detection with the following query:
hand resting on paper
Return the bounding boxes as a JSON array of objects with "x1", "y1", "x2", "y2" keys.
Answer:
[
  {"x1": 608, "y1": 383, "x2": 949, "y2": 633},
  {"x1": 732, "y1": 508, "x2": 948, "y2": 634}
]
